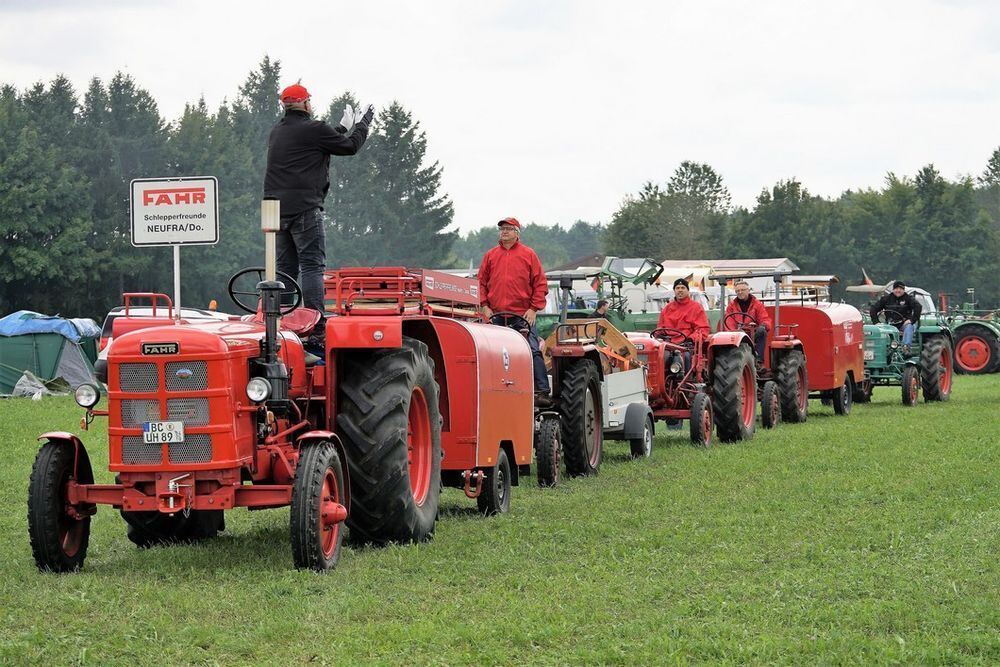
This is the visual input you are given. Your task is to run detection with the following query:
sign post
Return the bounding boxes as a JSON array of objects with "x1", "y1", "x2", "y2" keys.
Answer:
[{"x1": 130, "y1": 176, "x2": 220, "y2": 319}]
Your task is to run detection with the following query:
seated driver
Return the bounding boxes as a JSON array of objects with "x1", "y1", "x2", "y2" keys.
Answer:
[
  {"x1": 723, "y1": 280, "x2": 772, "y2": 365},
  {"x1": 870, "y1": 280, "x2": 921, "y2": 353},
  {"x1": 657, "y1": 278, "x2": 711, "y2": 344}
]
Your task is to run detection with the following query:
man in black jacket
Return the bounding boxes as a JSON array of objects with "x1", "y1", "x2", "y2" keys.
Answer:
[
  {"x1": 263, "y1": 82, "x2": 374, "y2": 348},
  {"x1": 870, "y1": 280, "x2": 922, "y2": 352}
]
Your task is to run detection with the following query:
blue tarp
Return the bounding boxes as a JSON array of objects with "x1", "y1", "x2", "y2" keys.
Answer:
[{"x1": 0, "y1": 311, "x2": 100, "y2": 343}]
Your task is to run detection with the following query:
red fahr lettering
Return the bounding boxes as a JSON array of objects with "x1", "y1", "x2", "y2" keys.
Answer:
[{"x1": 142, "y1": 187, "x2": 207, "y2": 206}]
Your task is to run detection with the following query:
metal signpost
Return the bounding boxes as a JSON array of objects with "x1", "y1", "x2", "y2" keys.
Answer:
[{"x1": 130, "y1": 176, "x2": 220, "y2": 318}]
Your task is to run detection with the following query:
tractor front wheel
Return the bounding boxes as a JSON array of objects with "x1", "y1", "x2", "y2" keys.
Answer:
[
  {"x1": 477, "y1": 448, "x2": 512, "y2": 516},
  {"x1": 920, "y1": 335, "x2": 953, "y2": 401},
  {"x1": 689, "y1": 393, "x2": 713, "y2": 447},
  {"x1": 761, "y1": 380, "x2": 780, "y2": 429},
  {"x1": 853, "y1": 378, "x2": 873, "y2": 403},
  {"x1": 535, "y1": 416, "x2": 561, "y2": 488},
  {"x1": 901, "y1": 365, "x2": 920, "y2": 406},
  {"x1": 713, "y1": 345, "x2": 757, "y2": 442},
  {"x1": 775, "y1": 350, "x2": 808, "y2": 423},
  {"x1": 291, "y1": 441, "x2": 347, "y2": 571},
  {"x1": 953, "y1": 325, "x2": 999, "y2": 374},
  {"x1": 28, "y1": 441, "x2": 93, "y2": 572},
  {"x1": 629, "y1": 415, "x2": 654, "y2": 459},
  {"x1": 832, "y1": 376, "x2": 854, "y2": 416},
  {"x1": 560, "y1": 360, "x2": 604, "y2": 476}
]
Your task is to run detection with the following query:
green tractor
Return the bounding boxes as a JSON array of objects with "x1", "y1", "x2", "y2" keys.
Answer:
[
  {"x1": 846, "y1": 283, "x2": 954, "y2": 405},
  {"x1": 940, "y1": 288, "x2": 1000, "y2": 375}
]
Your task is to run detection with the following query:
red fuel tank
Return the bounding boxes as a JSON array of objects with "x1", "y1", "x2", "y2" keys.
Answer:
[{"x1": 767, "y1": 304, "x2": 864, "y2": 392}]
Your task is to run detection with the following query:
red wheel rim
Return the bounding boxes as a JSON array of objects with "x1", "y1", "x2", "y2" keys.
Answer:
[
  {"x1": 407, "y1": 387, "x2": 432, "y2": 506},
  {"x1": 703, "y1": 405, "x2": 712, "y2": 446},
  {"x1": 740, "y1": 363, "x2": 755, "y2": 427},
  {"x1": 319, "y1": 469, "x2": 343, "y2": 558},
  {"x1": 940, "y1": 348, "x2": 953, "y2": 393},
  {"x1": 797, "y1": 367, "x2": 808, "y2": 411},
  {"x1": 955, "y1": 336, "x2": 990, "y2": 372},
  {"x1": 909, "y1": 375, "x2": 918, "y2": 403}
]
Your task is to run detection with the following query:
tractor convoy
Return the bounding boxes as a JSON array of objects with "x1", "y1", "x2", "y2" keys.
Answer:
[{"x1": 26, "y1": 217, "x2": 972, "y2": 574}]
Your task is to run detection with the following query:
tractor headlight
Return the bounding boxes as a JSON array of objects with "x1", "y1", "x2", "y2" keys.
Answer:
[
  {"x1": 668, "y1": 355, "x2": 684, "y2": 375},
  {"x1": 246, "y1": 378, "x2": 272, "y2": 403},
  {"x1": 74, "y1": 383, "x2": 101, "y2": 409},
  {"x1": 890, "y1": 340, "x2": 899, "y2": 350}
]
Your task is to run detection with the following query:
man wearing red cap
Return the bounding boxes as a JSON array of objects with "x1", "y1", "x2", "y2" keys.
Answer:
[
  {"x1": 478, "y1": 217, "x2": 551, "y2": 401},
  {"x1": 264, "y1": 82, "x2": 375, "y2": 351}
]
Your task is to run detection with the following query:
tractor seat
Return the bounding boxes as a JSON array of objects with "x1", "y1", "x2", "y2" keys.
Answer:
[{"x1": 242, "y1": 307, "x2": 323, "y2": 337}]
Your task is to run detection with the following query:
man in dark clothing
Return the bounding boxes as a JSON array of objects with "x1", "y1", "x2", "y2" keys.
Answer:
[
  {"x1": 870, "y1": 280, "x2": 922, "y2": 352},
  {"x1": 592, "y1": 299, "x2": 609, "y2": 318},
  {"x1": 263, "y1": 82, "x2": 374, "y2": 348}
]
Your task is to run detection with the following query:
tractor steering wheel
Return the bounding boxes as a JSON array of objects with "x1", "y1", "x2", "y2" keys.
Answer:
[
  {"x1": 723, "y1": 311, "x2": 759, "y2": 333},
  {"x1": 651, "y1": 327, "x2": 693, "y2": 348},
  {"x1": 227, "y1": 267, "x2": 303, "y2": 316},
  {"x1": 488, "y1": 311, "x2": 532, "y2": 332},
  {"x1": 877, "y1": 310, "x2": 907, "y2": 326}
]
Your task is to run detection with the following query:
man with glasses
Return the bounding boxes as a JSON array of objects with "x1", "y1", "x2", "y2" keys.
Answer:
[
  {"x1": 478, "y1": 217, "x2": 551, "y2": 404},
  {"x1": 723, "y1": 280, "x2": 771, "y2": 366}
]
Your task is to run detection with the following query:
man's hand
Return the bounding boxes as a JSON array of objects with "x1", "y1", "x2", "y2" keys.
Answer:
[
  {"x1": 903, "y1": 319, "x2": 911, "y2": 326},
  {"x1": 482, "y1": 305, "x2": 493, "y2": 320},
  {"x1": 338, "y1": 104, "x2": 357, "y2": 132},
  {"x1": 357, "y1": 103, "x2": 376, "y2": 128},
  {"x1": 524, "y1": 309, "x2": 537, "y2": 326}
]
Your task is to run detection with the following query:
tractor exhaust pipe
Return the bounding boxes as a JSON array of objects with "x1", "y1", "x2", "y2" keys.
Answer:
[{"x1": 257, "y1": 198, "x2": 290, "y2": 414}]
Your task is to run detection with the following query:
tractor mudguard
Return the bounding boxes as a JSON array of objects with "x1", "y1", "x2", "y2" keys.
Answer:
[
  {"x1": 37, "y1": 432, "x2": 91, "y2": 480},
  {"x1": 296, "y1": 431, "x2": 351, "y2": 512},
  {"x1": 326, "y1": 317, "x2": 402, "y2": 349},
  {"x1": 622, "y1": 403, "x2": 654, "y2": 441},
  {"x1": 708, "y1": 331, "x2": 747, "y2": 348}
]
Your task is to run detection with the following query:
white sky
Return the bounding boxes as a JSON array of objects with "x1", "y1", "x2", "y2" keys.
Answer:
[{"x1": 2, "y1": 0, "x2": 999, "y2": 233}]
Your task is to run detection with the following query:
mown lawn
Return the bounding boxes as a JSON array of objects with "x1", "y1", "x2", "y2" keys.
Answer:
[{"x1": 1, "y1": 375, "x2": 998, "y2": 665}]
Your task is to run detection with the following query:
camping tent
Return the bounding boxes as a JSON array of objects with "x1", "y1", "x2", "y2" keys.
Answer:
[{"x1": 0, "y1": 311, "x2": 101, "y2": 395}]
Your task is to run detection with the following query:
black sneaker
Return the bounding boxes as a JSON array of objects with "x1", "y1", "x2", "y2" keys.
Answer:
[{"x1": 534, "y1": 392, "x2": 554, "y2": 408}]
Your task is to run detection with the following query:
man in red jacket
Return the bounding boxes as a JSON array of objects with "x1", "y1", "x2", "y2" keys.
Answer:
[
  {"x1": 479, "y1": 217, "x2": 551, "y2": 400},
  {"x1": 657, "y1": 278, "x2": 711, "y2": 342},
  {"x1": 723, "y1": 280, "x2": 772, "y2": 363}
]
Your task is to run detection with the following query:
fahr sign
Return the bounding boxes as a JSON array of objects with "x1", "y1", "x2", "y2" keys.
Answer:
[{"x1": 130, "y1": 176, "x2": 219, "y2": 246}]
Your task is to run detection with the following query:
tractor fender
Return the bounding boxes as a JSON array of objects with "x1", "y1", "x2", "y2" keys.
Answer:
[
  {"x1": 622, "y1": 403, "x2": 654, "y2": 441},
  {"x1": 296, "y1": 431, "x2": 351, "y2": 512},
  {"x1": 37, "y1": 432, "x2": 91, "y2": 480},
  {"x1": 708, "y1": 331, "x2": 746, "y2": 348}
]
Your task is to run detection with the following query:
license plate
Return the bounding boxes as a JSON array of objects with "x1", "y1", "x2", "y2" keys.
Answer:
[
  {"x1": 863, "y1": 350, "x2": 875, "y2": 361},
  {"x1": 143, "y1": 421, "x2": 185, "y2": 444}
]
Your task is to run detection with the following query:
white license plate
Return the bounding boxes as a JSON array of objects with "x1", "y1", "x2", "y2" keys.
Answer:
[
  {"x1": 863, "y1": 350, "x2": 875, "y2": 361},
  {"x1": 143, "y1": 421, "x2": 185, "y2": 444}
]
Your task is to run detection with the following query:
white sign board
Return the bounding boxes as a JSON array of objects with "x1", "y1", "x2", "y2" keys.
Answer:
[{"x1": 130, "y1": 176, "x2": 219, "y2": 246}]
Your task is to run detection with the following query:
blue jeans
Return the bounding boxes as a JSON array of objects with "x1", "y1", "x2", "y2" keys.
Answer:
[
  {"x1": 902, "y1": 322, "x2": 915, "y2": 346},
  {"x1": 276, "y1": 208, "x2": 326, "y2": 337},
  {"x1": 754, "y1": 325, "x2": 768, "y2": 361}
]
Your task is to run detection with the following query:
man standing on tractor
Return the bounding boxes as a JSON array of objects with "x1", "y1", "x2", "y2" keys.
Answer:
[
  {"x1": 870, "y1": 280, "x2": 922, "y2": 353},
  {"x1": 263, "y1": 82, "x2": 374, "y2": 351},
  {"x1": 723, "y1": 280, "x2": 771, "y2": 365},
  {"x1": 479, "y1": 217, "x2": 551, "y2": 404},
  {"x1": 657, "y1": 278, "x2": 711, "y2": 341}
]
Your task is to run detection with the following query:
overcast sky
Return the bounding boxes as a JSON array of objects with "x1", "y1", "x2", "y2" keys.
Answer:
[{"x1": 2, "y1": 0, "x2": 999, "y2": 233}]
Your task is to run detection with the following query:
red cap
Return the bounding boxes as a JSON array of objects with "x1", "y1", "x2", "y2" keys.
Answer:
[
  {"x1": 280, "y1": 83, "x2": 310, "y2": 103},
  {"x1": 497, "y1": 217, "x2": 521, "y2": 230}
]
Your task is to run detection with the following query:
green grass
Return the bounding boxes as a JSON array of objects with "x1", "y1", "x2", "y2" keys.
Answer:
[{"x1": 1, "y1": 376, "x2": 999, "y2": 665}]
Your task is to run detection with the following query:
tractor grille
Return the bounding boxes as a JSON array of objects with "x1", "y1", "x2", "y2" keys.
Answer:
[
  {"x1": 168, "y1": 434, "x2": 213, "y2": 463},
  {"x1": 120, "y1": 399, "x2": 161, "y2": 427},
  {"x1": 119, "y1": 363, "x2": 158, "y2": 392},
  {"x1": 166, "y1": 361, "x2": 208, "y2": 391},
  {"x1": 122, "y1": 436, "x2": 162, "y2": 464},
  {"x1": 166, "y1": 398, "x2": 210, "y2": 425}
]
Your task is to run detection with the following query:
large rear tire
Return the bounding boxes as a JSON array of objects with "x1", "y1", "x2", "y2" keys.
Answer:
[
  {"x1": 291, "y1": 441, "x2": 347, "y2": 571},
  {"x1": 28, "y1": 442, "x2": 93, "y2": 572},
  {"x1": 712, "y1": 346, "x2": 757, "y2": 442},
  {"x1": 560, "y1": 360, "x2": 604, "y2": 476},
  {"x1": 953, "y1": 325, "x2": 999, "y2": 374},
  {"x1": 775, "y1": 349, "x2": 808, "y2": 423},
  {"x1": 535, "y1": 416, "x2": 561, "y2": 488},
  {"x1": 920, "y1": 335, "x2": 953, "y2": 401},
  {"x1": 337, "y1": 337, "x2": 442, "y2": 545}
]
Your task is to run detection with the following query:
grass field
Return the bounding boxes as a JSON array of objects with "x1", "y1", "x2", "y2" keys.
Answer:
[{"x1": 1, "y1": 375, "x2": 998, "y2": 665}]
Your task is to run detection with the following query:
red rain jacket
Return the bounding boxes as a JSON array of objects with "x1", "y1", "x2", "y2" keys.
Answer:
[
  {"x1": 657, "y1": 297, "x2": 711, "y2": 340},
  {"x1": 478, "y1": 241, "x2": 548, "y2": 314},
  {"x1": 723, "y1": 295, "x2": 772, "y2": 331}
]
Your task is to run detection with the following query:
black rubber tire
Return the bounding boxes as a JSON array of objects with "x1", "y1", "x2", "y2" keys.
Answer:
[
  {"x1": 761, "y1": 380, "x2": 780, "y2": 429},
  {"x1": 901, "y1": 365, "x2": 920, "y2": 406},
  {"x1": 560, "y1": 360, "x2": 603, "y2": 476},
  {"x1": 535, "y1": 416, "x2": 561, "y2": 488},
  {"x1": 337, "y1": 336, "x2": 441, "y2": 545},
  {"x1": 122, "y1": 509, "x2": 224, "y2": 547},
  {"x1": 775, "y1": 349, "x2": 808, "y2": 423},
  {"x1": 712, "y1": 345, "x2": 757, "y2": 443},
  {"x1": 953, "y1": 325, "x2": 1000, "y2": 374},
  {"x1": 477, "y1": 448, "x2": 512, "y2": 516},
  {"x1": 689, "y1": 392, "x2": 713, "y2": 447},
  {"x1": 291, "y1": 441, "x2": 347, "y2": 571},
  {"x1": 920, "y1": 335, "x2": 953, "y2": 402},
  {"x1": 629, "y1": 415, "x2": 654, "y2": 459},
  {"x1": 853, "y1": 378, "x2": 873, "y2": 403},
  {"x1": 28, "y1": 442, "x2": 94, "y2": 572},
  {"x1": 832, "y1": 376, "x2": 854, "y2": 416}
]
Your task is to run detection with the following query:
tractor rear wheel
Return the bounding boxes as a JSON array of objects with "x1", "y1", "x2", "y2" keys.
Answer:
[
  {"x1": 477, "y1": 448, "x2": 512, "y2": 516},
  {"x1": 560, "y1": 360, "x2": 603, "y2": 476},
  {"x1": 832, "y1": 376, "x2": 854, "y2": 416},
  {"x1": 689, "y1": 392, "x2": 713, "y2": 447},
  {"x1": 761, "y1": 380, "x2": 780, "y2": 429},
  {"x1": 291, "y1": 441, "x2": 347, "y2": 570},
  {"x1": 775, "y1": 350, "x2": 808, "y2": 423},
  {"x1": 901, "y1": 365, "x2": 920, "y2": 406},
  {"x1": 535, "y1": 416, "x2": 561, "y2": 488},
  {"x1": 337, "y1": 337, "x2": 442, "y2": 545},
  {"x1": 629, "y1": 415, "x2": 654, "y2": 459},
  {"x1": 28, "y1": 442, "x2": 93, "y2": 572},
  {"x1": 920, "y1": 335, "x2": 953, "y2": 401},
  {"x1": 953, "y1": 325, "x2": 999, "y2": 374},
  {"x1": 712, "y1": 345, "x2": 757, "y2": 442}
]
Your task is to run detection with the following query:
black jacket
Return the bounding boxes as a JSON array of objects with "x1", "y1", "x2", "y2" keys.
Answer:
[
  {"x1": 263, "y1": 110, "x2": 369, "y2": 217},
  {"x1": 870, "y1": 291, "x2": 922, "y2": 325}
]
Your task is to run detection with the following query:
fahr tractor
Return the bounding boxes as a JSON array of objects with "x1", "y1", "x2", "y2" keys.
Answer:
[
  {"x1": 846, "y1": 283, "x2": 953, "y2": 405},
  {"x1": 27, "y1": 209, "x2": 560, "y2": 573}
]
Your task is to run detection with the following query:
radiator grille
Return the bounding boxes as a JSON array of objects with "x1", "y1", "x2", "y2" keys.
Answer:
[
  {"x1": 168, "y1": 434, "x2": 212, "y2": 463},
  {"x1": 166, "y1": 398, "x2": 210, "y2": 425},
  {"x1": 122, "y1": 436, "x2": 162, "y2": 464},
  {"x1": 119, "y1": 363, "x2": 158, "y2": 392},
  {"x1": 165, "y1": 361, "x2": 208, "y2": 391},
  {"x1": 120, "y1": 399, "x2": 161, "y2": 427}
]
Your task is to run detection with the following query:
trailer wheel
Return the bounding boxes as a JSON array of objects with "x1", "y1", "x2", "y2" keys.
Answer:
[
  {"x1": 28, "y1": 441, "x2": 93, "y2": 572},
  {"x1": 337, "y1": 337, "x2": 441, "y2": 545},
  {"x1": 920, "y1": 335, "x2": 953, "y2": 401},
  {"x1": 775, "y1": 350, "x2": 808, "y2": 423},
  {"x1": 761, "y1": 380, "x2": 780, "y2": 429},
  {"x1": 477, "y1": 448, "x2": 512, "y2": 516},
  {"x1": 560, "y1": 360, "x2": 603, "y2": 476},
  {"x1": 901, "y1": 365, "x2": 920, "y2": 406},
  {"x1": 291, "y1": 441, "x2": 347, "y2": 571},
  {"x1": 535, "y1": 417, "x2": 561, "y2": 488},
  {"x1": 953, "y1": 325, "x2": 999, "y2": 374},
  {"x1": 832, "y1": 376, "x2": 854, "y2": 416},
  {"x1": 629, "y1": 415, "x2": 654, "y2": 458},
  {"x1": 689, "y1": 392, "x2": 713, "y2": 447},
  {"x1": 713, "y1": 345, "x2": 756, "y2": 442}
]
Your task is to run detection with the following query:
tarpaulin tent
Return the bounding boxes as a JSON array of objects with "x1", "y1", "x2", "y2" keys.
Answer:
[{"x1": 0, "y1": 311, "x2": 101, "y2": 395}]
